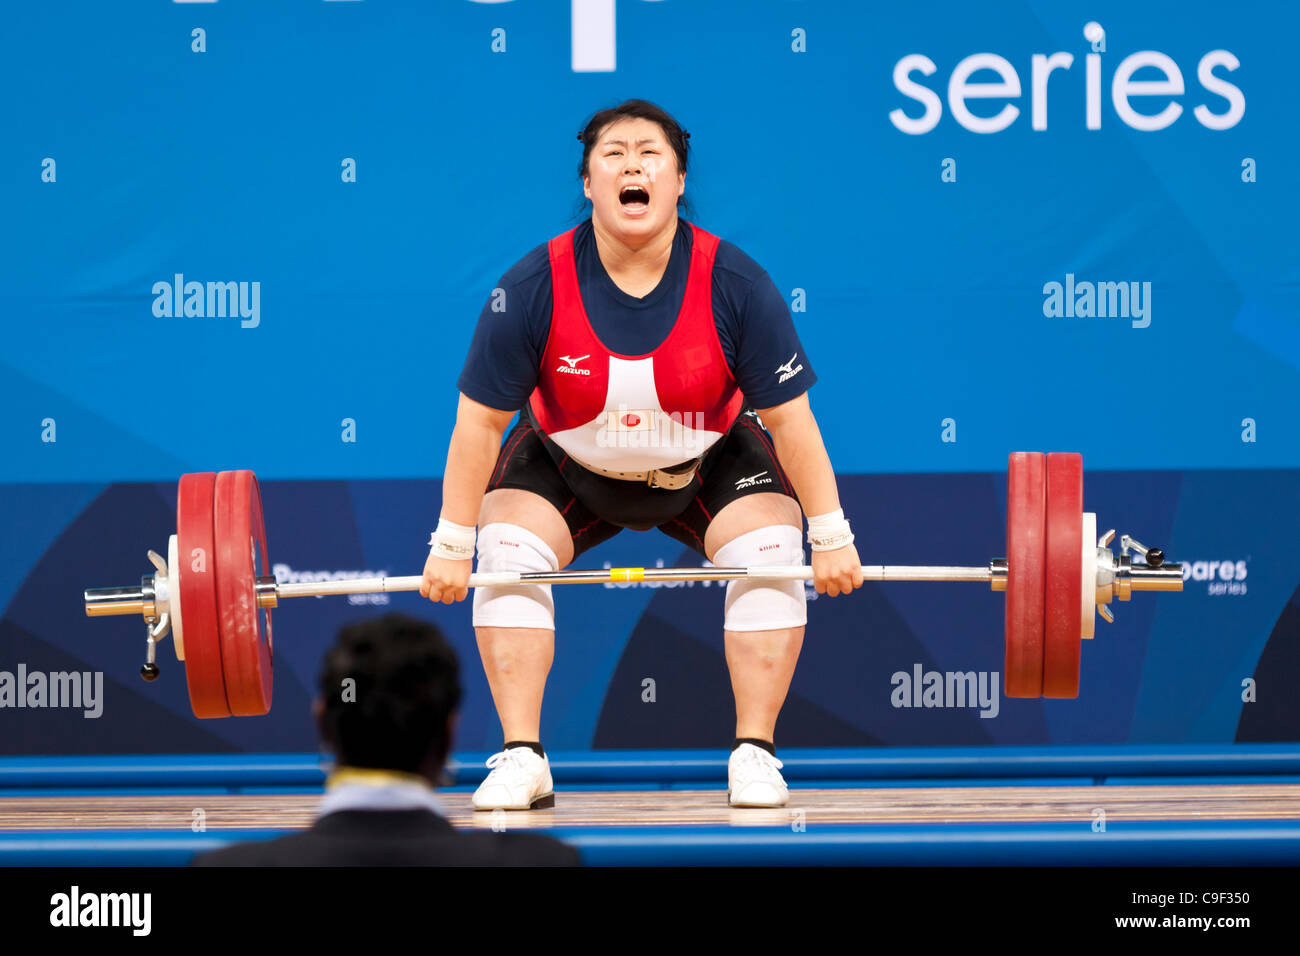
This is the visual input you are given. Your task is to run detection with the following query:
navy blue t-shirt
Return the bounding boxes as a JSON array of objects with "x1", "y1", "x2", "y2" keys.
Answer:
[{"x1": 456, "y1": 218, "x2": 816, "y2": 413}]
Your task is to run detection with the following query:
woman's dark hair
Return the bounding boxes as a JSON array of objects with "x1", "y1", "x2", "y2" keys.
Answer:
[
  {"x1": 317, "y1": 613, "x2": 462, "y2": 775},
  {"x1": 573, "y1": 98, "x2": 694, "y2": 219}
]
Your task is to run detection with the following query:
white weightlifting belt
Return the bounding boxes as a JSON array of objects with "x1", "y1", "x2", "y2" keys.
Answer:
[{"x1": 567, "y1": 452, "x2": 702, "y2": 490}]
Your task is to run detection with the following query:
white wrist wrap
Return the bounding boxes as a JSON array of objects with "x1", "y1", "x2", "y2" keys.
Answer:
[
  {"x1": 429, "y1": 518, "x2": 476, "y2": 561},
  {"x1": 806, "y1": 508, "x2": 854, "y2": 552}
]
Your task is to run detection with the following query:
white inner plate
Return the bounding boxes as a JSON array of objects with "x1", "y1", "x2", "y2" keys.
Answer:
[
  {"x1": 1081, "y1": 512, "x2": 1096, "y2": 640},
  {"x1": 168, "y1": 533, "x2": 186, "y2": 661}
]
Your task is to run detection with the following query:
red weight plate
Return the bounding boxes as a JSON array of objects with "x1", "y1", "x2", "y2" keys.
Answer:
[
  {"x1": 214, "y1": 470, "x2": 274, "y2": 716},
  {"x1": 1043, "y1": 453, "x2": 1083, "y2": 698},
  {"x1": 1005, "y1": 452, "x2": 1046, "y2": 698},
  {"x1": 176, "y1": 473, "x2": 230, "y2": 718}
]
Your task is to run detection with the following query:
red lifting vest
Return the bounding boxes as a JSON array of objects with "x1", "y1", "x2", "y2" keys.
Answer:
[{"x1": 528, "y1": 223, "x2": 744, "y2": 471}]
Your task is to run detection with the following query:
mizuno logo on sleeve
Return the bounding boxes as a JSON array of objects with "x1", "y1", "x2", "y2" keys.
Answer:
[{"x1": 776, "y1": 353, "x2": 804, "y2": 383}]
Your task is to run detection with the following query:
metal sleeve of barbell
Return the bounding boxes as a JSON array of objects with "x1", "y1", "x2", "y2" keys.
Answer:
[{"x1": 270, "y1": 564, "x2": 997, "y2": 599}]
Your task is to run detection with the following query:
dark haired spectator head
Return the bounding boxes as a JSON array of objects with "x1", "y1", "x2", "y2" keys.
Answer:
[{"x1": 314, "y1": 613, "x2": 463, "y2": 781}]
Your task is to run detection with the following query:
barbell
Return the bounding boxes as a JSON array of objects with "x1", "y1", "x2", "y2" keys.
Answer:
[{"x1": 82, "y1": 452, "x2": 1183, "y2": 717}]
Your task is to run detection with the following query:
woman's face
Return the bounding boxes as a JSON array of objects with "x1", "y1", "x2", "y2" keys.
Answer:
[{"x1": 583, "y1": 117, "x2": 684, "y2": 242}]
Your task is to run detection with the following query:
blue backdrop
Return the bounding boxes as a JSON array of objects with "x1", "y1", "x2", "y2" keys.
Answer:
[{"x1": 1, "y1": 0, "x2": 1296, "y2": 753}]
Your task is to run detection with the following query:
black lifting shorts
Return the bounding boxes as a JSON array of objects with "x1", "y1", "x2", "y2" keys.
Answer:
[{"x1": 485, "y1": 406, "x2": 798, "y2": 560}]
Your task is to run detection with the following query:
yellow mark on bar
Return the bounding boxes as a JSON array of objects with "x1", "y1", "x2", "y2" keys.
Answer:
[{"x1": 609, "y1": 567, "x2": 645, "y2": 582}]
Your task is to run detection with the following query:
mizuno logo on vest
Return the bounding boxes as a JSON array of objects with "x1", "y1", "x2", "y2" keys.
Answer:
[
  {"x1": 557, "y1": 354, "x2": 592, "y2": 375},
  {"x1": 735, "y1": 471, "x2": 772, "y2": 489},
  {"x1": 776, "y1": 353, "x2": 803, "y2": 383}
]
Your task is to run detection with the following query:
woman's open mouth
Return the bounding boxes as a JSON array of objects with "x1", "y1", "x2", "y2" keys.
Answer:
[{"x1": 619, "y1": 184, "x2": 650, "y2": 216}]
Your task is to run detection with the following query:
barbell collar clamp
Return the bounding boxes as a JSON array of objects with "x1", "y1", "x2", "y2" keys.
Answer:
[{"x1": 1121, "y1": 534, "x2": 1144, "y2": 559}]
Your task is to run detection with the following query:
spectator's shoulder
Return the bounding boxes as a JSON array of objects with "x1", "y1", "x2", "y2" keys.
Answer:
[
  {"x1": 190, "y1": 833, "x2": 305, "y2": 867},
  {"x1": 459, "y1": 830, "x2": 582, "y2": 866},
  {"x1": 192, "y1": 828, "x2": 580, "y2": 867}
]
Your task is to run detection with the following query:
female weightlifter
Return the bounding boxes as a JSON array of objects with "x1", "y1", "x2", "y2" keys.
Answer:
[{"x1": 420, "y1": 99, "x2": 864, "y2": 809}]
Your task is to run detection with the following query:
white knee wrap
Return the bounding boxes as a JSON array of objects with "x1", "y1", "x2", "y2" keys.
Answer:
[
  {"x1": 713, "y1": 525, "x2": 807, "y2": 632},
  {"x1": 471, "y1": 523, "x2": 559, "y2": 630}
]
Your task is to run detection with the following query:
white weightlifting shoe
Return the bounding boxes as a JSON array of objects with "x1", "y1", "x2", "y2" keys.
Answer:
[
  {"x1": 727, "y1": 743, "x2": 789, "y2": 807},
  {"x1": 472, "y1": 746, "x2": 555, "y2": 810}
]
